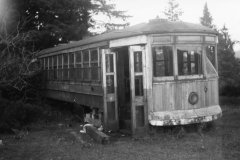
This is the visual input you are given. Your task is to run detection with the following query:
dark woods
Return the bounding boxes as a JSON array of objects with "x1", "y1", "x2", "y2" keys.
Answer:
[
  {"x1": 0, "y1": 0, "x2": 130, "y2": 101},
  {"x1": 0, "y1": 0, "x2": 129, "y2": 132}
]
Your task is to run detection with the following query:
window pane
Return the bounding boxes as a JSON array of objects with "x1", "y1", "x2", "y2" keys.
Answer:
[
  {"x1": 106, "y1": 75, "x2": 114, "y2": 93},
  {"x1": 63, "y1": 53, "x2": 69, "y2": 80},
  {"x1": 152, "y1": 46, "x2": 173, "y2": 77},
  {"x1": 69, "y1": 52, "x2": 74, "y2": 68},
  {"x1": 49, "y1": 57, "x2": 53, "y2": 80},
  {"x1": 177, "y1": 47, "x2": 202, "y2": 75},
  {"x1": 134, "y1": 51, "x2": 142, "y2": 72},
  {"x1": 205, "y1": 36, "x2": 215, "y2": 42},
  {"x1": 155, "y1": 61, "x2": 165, "y2": 76},
  {"x1": 53, "y1": 56, "x2": 57, "y2": 80},
  {"x1": 106, "y1": 54, "x2": 114, "y2": 73},
  {"x1": 63, "y1": 53, "x2": 68, "y2": 66},
  {"x1": 206, "y1": 45, "x2": 216, "y2": 68},
  {"x1": 49, "y1": 57, "x2": 52, "y2": 69},
  {"x1": 135, "y1": 76, "x2": 143, "y2": 96},
  {"x1": 83, "y1": 50, "x2": 89, "y2": 62},
  {"x1": 44, "y1": 57, "x2": 48, "y2": 69},
  {"x1": 91, "y1": 50, "x2": 98, "y2": 61},
  {"x1": 75, "y1": 51, "x2": 81, "y2": 63},
  {"x1": 58, "y1": 55, "x2": 62, "y2": 81},
  {"x1": 58, "y1": 55, "x2": 62, "y2": 67}
]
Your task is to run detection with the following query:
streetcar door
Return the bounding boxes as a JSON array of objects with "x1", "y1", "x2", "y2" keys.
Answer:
[
  {"x1": 129, "y1": 46, "x2": 148, "y2": 135},
  {"x1": 101, "y1": 49, "x2": 119, "y2": 131}
]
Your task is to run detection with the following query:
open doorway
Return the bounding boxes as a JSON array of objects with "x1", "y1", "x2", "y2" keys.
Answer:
[{"x1": 114, "y1": 47, "x2": 131, "y2": 132}]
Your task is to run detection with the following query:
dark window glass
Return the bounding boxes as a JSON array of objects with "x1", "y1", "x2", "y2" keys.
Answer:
[
  {"x1": 177, "y1": 47, "x2": 202, "y2": 75},
  {"x1": 152, "y1": 46, "x2": 173, "y2": 77},
  {"x1": 135, "y1": 76, "x2": 143, "y2": 96},
  {"x1": 134, "y1": 51, "x2": 142, "y2": 72},
  {"x1": 106, "y1": 54, "x2": 113, "y2": 73},
  {"x1": 91, "y1": 49, "x2": 99, "y2": 81},
  {"x1": 49, "y1": 57, "x2": 53, "y2": 80},
  {"x1": 63, "y1": 53, "x2": 69, "y2": 80},
  {"x1": 69, "y1": 53, "x2": 75, "y2": 81},
  {"x1": 91, "y1": 50, "x2": 98, "y2": 61},
  {"x1": 83, "y1": 50, "x2": 89, "y2": 62},
  {"x1": 53, "y1": 56, "x2": 57, "y2": 80},
  {"x1": 75, "y1": 51, "x2": 81, "y2": 63},
  {"x1": 106, "y1": 75, "x2": 114, "y2": 93},
  {"x1": 83, "y1": 50, "x2": 90, "y2": 81},
  {"x1": 75, "y1": 51, "x2": 82, "y2": 82},
  {"x1": 58, "y1": 55, "x2": 63, "y2": 81}
]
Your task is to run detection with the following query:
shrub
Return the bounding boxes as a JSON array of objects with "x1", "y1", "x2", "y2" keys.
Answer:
[{"x1": 0, "y1": 98, "x2": 43, "y2": 133}]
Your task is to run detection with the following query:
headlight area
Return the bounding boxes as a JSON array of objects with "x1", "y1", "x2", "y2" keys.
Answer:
[{"x1": 188, "y1": 92, "x2": 199, "y2": 105}]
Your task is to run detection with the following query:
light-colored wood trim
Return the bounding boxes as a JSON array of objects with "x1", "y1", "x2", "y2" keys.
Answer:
[
  {"x1": 113, "y1": 52, "x2": 119, "y2": 125},
  {"x1": 178, "y1": 75, "x2": 204, "y2": 80},
  {"x1": 173, "y1": 42, "x2": 178, "y2": 77},
  {"x1": 109, "y1": 35, "x2": 147, "y2": 48},
  {"x1": 146, "y1": 36, "x2": 153, "y2": 118},
  {"x1": 129, "y1": 45, "x2": 148, "y2": 134},
  {"x1": 202, "y1": 44, "x2": 207, "y2": 78},
  {"x1": 101, "y1": 49, "x2": 107, "y2": 129},
  {"x1": 142, "y1": 45, "x2": 148, "y2": 128},
  {"x1": 129, "y1": 46, "x2": 136, "y2": 134}
]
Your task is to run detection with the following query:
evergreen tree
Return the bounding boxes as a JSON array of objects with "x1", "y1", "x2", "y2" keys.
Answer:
[
  {"x1": 163, "y1": 0, "x2": 183, "y2": 21},
  {"x1": 200, "y1": 4, "x2": 240, "y2": 95},
  {"x1": 217, "y1": 25, "x2": 240, "y2": 92},
  {"x1": 0, "y1": 0, "x2": 130, "y2": 97},
  {"x1": 200, "y1": 3, "x2": 213, "y2": 28},
  {"x1": 12, "y1": 0, "x2": 130, "y2": 50}
]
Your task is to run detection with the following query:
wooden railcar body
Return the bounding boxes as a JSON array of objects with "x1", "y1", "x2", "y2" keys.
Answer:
[{"x1": 38, "y1": 19, "x2": 222, "y2": 134}]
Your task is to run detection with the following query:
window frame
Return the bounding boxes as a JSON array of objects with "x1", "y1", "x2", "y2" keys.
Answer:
[
  {"x1": 152, "y1": 45, "x2": 174, "y2": 81},
  {"x1": 90, "y1": 48, "x2": 100, "y2": 82},
  {"x1": 176, "y1": 44, "x2": 204, "y2": 80}
]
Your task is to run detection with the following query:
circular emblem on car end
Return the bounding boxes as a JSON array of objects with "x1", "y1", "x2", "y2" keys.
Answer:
[{"x1": 188, "y1": 92, "x2": 199, "y2": 105}]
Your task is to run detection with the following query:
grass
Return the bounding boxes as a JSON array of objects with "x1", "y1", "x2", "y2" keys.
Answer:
[{"x1": 1, "y1": 96, "x2": 240, "y2": 160}]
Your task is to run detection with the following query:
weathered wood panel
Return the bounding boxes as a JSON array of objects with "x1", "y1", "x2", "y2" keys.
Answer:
[
  {"x1": 46, "y1": 81, "x2": 103, "y2": 96},
  {"x1": 45, "y1": 90, "x2": 103, "y2": 109},
  {"x1": 152, "y1": 78, "x2": 218, "y2": 112}
]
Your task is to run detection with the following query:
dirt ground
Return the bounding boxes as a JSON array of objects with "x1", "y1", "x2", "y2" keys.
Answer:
[{"x1": 1, "y1": 97, "x2": 240, "y2": 160}]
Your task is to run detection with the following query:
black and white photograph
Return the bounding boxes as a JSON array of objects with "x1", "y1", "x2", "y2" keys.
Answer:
[{"x1": 0, "y1": 0, "x2": 240, "y2": 159}]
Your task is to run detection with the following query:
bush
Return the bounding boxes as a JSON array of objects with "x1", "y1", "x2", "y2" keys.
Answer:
[
  {"x1": 220, "y1": 85, "x2": 240, "y2": 97},
  {"x1": 0, "y1": 98, "x2": 43, "y2": 133}
]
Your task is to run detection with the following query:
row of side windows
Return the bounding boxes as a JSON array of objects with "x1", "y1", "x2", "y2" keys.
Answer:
[
  {"x1": 152, "y1": 45, "x2": 216, "y2": 77},
  {"x1": 41, "y1": 49, "x2": 101, "y2": 82}
]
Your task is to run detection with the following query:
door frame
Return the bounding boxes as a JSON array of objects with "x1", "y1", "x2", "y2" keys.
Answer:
[
  {"x1": 129, "y1": 45, "x2": 148, "y2": 135},
  {"x1": 101, "y1": 49, "x2": 119, "y2": 131}
]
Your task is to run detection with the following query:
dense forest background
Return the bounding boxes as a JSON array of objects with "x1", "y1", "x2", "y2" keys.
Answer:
[{"x1": 0, "y1": 0, "x2": 240, "y2": 131}]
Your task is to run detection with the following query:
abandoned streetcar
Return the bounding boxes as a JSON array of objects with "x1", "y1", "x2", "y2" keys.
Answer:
[{"x1": 38, "y1": 19, "x2": 222, "y2": 134}]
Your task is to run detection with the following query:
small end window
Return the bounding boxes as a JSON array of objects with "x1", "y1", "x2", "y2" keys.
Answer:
[
  {"x1": 177, "y1": 46, "x2": 202, "y2": 76},
  {"x1": 206, "y1": 45, "x2": 216, "y2": 69},
  {"x1": 152, "y1": 46, "x2": 173, "y2": 77}
]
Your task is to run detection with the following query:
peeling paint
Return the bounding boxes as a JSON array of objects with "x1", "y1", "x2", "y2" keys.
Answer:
[{"x1": 149, "y1": 105, "x2": 222, "y2": 126}]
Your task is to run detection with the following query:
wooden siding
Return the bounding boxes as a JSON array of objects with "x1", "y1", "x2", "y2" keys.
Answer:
[
  {"x1": 45, "y1": 90, "x2": 103, "y2": 109},
  {"x1": 44, "y1": 81, "x2": 103, "y2": 109},
  {"x1": 46, "y1": 82, "x2": 103, "y2": 96},
  {"x1": 152, "y1": 78, "x2": 219, "y2": 112}
]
